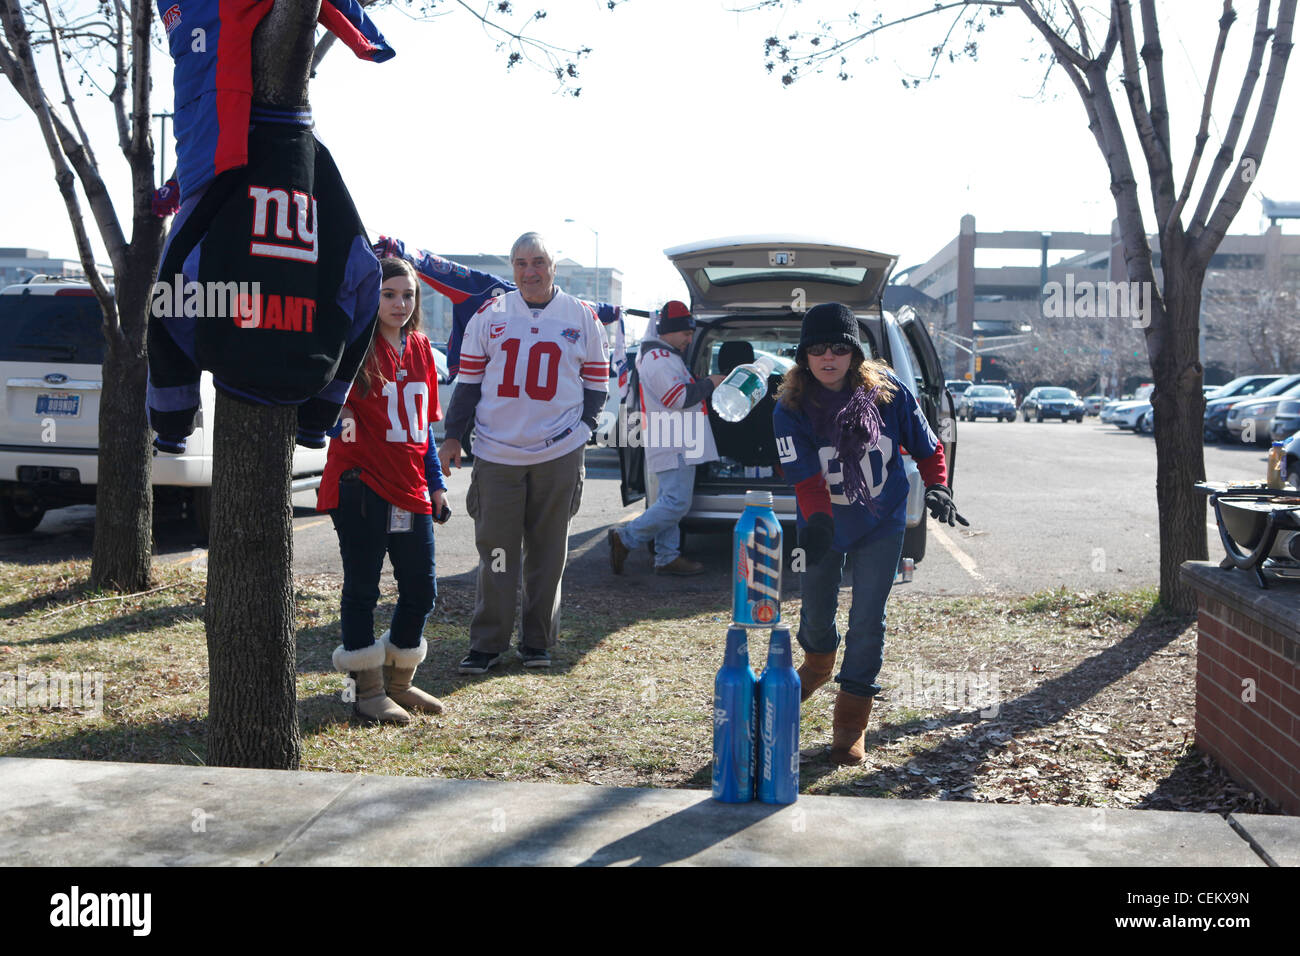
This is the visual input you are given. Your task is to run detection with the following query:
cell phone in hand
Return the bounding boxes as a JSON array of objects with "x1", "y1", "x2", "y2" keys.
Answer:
[{"x1": 435, "y1": 503, "x2": 452, "y2": 524}]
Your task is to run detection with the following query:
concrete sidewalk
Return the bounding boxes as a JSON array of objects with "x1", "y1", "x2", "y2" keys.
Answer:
[{"x1": 0, "y1": 757, "x2": 1295, "y2": 866}]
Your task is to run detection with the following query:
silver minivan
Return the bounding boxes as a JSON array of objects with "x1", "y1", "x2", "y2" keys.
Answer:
[{"x1": 616, "y1": 237, "x2": 958, "y2": 564}]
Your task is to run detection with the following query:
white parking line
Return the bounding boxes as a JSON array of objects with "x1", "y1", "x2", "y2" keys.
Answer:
[{"x1": 930, "y1": 522, "x2": 984, "y2": 582}]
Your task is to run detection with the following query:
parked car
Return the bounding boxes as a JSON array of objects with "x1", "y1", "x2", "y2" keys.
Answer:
[
  {"x1": 1204, "y1": 374, "x2": 1292, "y2": 441},
  {"x1": 945, "y1": 379, "x2": 973, "y2": 399},
  {"x1": 956, "y1": 384, "x2": 1016, "y2": 421},
  {"x1": 1083, "y1": 395, "x2": 1106, "y2": 416},
  {"x1": 1283, "y1": 432, "x2": 1300, "y2": 491},
  {"x1": 1020, "y1": 387, "x2": 1085, "y2": 422},
  {"x1": 0, "y1": 278, "x2": 327, "y2": 536},
  {"x1": 1269, "y1": 399, "x2": 1300, "y2": 443},
  {"x1": 618, "y1": 237, "x2": 957, "y2": 565},
  {"x1": 1225, "y1": 379, "x2": 1300, "y2": 444}
]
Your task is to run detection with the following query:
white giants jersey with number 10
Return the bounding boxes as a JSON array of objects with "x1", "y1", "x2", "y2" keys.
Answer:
[{"x1": 457, "y1": 289, "x2": 610, "y2": 465}]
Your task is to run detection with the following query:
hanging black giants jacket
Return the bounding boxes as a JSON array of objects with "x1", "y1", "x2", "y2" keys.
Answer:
[{"x1": 147, "y1": 108, "x2": 379, "y2": 451}]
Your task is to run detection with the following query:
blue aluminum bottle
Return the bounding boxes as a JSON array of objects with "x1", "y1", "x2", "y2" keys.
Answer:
[
  {"x1": 712, "y1": 626, "x2": 758, "y2": 803},
  {"x1": 732, "y1": 490, "x2": 782, "y2": 628},
  {"x1": 758, "y1": 626, "x2": 800, "y2": 805}
]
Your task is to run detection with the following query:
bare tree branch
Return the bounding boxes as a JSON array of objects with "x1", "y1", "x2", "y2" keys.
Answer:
[
  {"x1": 111, "y1": 0, "x2": 128, "y2": 152},
  {"x1": 1189, "y1": 0, "x2": 1272, "y2": 235},
  {"x1": 1169, "y1": 0, "x2": 1235, "y2": 230},
  {"x1": 38, "y1": 0, "x2": 98, "y2": 169},
  {"x1": 1114, "y1": 0, "x2": 1174, "y2": 227},
  {"x1": 1138, "y1": 0, "x2": 1171, "y2": 157},
  {"x1": 1065, "y1": 0, "x2": 1091, "y2": 57},
  {"x1": 1014, "y1": 0, "x2": 1090, "y2": 71},
  {"x1": 1197, "y1": 0, "x2": 1296, "y2": 263},
  {"x1": 0, "y1": 0, "x2": 114, "y2": 318}
]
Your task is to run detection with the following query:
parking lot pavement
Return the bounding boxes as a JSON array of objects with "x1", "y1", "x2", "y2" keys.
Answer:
[{"x1": 0, "y1": 419, "x2": 1276, "y2": 598}]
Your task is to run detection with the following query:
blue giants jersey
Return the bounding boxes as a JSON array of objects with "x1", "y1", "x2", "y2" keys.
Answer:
[
  {"x1": 772, "y1": 372, "x2": 939, "y2": 552},
  {"x1": 159, "y1": 0, "x2": 394, "y2": 200}
]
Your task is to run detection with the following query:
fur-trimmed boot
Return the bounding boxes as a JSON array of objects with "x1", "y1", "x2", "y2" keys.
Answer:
[
  {"x1": 333, "y1": 641, "x2": 411, "y2": 725},
  {"x1": 796, "y1": 651, "x2": 836, "y2": 703},
  {"x1": 382, "y1": 631, "x2": 445, "y2": 715},
  {"x1": 830, "y1": 690, "x2": 874, "y2": 765}
]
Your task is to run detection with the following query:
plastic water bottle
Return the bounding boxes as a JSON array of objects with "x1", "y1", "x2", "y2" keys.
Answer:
[
  {"x1": 713, "y1": 354, "x2": 777, "y2": 422},
  {"x1": 732, "y1": 490, "x2": 782, "y2": 628},
  {"x1": 757, "y1": 626, "x2": 800, "y2": 805},
  {"x1": 712, "y1": 626, "x2": 758, "y2": 803}
]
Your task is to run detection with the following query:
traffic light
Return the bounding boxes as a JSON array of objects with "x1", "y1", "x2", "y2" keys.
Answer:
[{"x1": 975, "y1": 356, "x2": 983, "y2": 372}]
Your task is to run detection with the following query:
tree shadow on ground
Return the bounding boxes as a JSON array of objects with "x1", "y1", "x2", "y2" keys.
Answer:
[
  {"x1": 798, "y1": 605, "x2": 1191, "y2": 797},
  {"x1": 8, "y1": 601, "x2": 205, "y2": 649},
  {"x1": 3, "y1": 714, "x2": 208, "y2": 765}
]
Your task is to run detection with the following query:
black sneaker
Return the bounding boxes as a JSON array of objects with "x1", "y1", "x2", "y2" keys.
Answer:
[
  {"x1": 458, "y1": 650, "x2": 501, "y2": 675},
  {"x1": 517, "y1": 645, "x2": 552, "y2": 668}
]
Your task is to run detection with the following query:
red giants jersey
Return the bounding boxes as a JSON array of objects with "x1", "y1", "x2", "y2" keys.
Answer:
[{"x1": 317, "y1": 332, "x2": 443, "y2": 514}]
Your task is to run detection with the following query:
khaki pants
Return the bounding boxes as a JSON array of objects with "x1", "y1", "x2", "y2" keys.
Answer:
[{"x1": 464, "y1": 446, "x2": 585, "y2": 652}]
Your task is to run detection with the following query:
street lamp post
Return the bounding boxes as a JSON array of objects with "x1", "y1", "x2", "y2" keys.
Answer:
[{"x1": 565, "y1": 218, "x2": 599, "y2": 303}]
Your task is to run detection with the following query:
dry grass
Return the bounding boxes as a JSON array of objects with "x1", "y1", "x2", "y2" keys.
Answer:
[{"x1": 0, "y1": 561, "x2": 1279, "y2": 813}]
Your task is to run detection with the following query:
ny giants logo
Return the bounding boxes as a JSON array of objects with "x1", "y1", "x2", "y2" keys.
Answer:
[
  {"x1": 162, "y1": 4, "x2": 182, "y2": 34},
  {"x1": 248, "y1": 186, "x2": 318, "y2": 264}
]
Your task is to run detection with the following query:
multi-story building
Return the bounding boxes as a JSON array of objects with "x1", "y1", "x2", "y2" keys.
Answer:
[
  {"x1": 0, "y1": 248, "x2": 108, "y2": 287},
  {"x1": 894, "y1": 214, "x2": 1300, "y2": 389}
]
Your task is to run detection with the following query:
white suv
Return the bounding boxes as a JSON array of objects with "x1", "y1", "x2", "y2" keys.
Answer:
[
  {"x1": 0, "y1": 277, "x2": 327, "y2": 535},
  {"x1": 615, "y1": 237, "x2": 958, "y2": 564}
]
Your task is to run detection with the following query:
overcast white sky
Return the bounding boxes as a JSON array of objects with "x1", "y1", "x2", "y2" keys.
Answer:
[{"x1": 2, "y1": 0, "x2": 1296, "y2": 314}]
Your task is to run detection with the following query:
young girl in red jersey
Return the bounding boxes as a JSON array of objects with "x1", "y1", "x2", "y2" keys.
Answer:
[{"x1": 321, "y1": 257, "x2": 449, "y2": 724}]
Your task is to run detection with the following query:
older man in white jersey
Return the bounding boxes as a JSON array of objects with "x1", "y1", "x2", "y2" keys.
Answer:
[{"x1": 441, "y1": 233, "x2": 609, "y2": 673}]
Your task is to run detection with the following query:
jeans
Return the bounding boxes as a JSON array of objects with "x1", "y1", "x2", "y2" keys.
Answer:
[
  {"x1": 618, "y1": 455, "x2": 695, "y2": 567},
  {"x1": 330, "y1": 476, "x2": 436, "y2": 652},
  {"x1": 796, "y1": 527, "x2": 905, "y2": 698}
]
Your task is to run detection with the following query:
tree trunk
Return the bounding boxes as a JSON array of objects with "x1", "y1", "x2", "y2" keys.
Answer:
[
  {"x1": 90, "y1": 254, "x2": 156, "y2": 591},
  {"x1": 204, "y1": 392, "x2": 301, "y2": 768},
  {"x1": 1149, "y1": 245, "x2": 1209, "y2": 614},
  {"x1": 203, "y1": 0, "x2": 317, "y2": 769}
]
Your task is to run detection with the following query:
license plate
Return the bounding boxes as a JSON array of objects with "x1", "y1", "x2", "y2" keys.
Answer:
[{"x1": 36, "y1": 393, "x2": 80, "y2": 417}]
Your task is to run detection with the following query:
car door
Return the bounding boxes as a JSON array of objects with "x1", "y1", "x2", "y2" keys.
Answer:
[
  {"x1": 617, "y1": 359, "x2": 646, "y2": 507},
  {"x1": 896, "y1": 306, "x2": 958, "y2": 482}
]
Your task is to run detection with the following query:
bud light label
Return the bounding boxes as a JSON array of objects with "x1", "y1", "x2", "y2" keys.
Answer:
[{"x1": 732, "y1": 506, "x2": 782, "y2": 628}]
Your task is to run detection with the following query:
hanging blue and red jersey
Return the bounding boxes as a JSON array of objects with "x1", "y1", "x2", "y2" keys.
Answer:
[{"x1": 158, "y1": 0, "x2": 394, "y2": 200}]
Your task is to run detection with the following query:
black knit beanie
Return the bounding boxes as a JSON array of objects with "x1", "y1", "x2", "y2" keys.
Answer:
[
  {"x1": 797, "y1": 302, "x2": 862, "y2": 366},
  {"x1": 657, "y1": 300, "x2": 695, "y2": 335}
]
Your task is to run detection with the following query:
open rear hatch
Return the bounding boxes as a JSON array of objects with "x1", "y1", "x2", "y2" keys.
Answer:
[{"x1": 664, "y1": 236, "x2": 896, "y2": 312}]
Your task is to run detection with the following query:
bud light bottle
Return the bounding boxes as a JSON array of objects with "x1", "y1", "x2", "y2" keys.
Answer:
[
  {"x1": 733, "y1": 490, "x2": 782, "y2": 628},
  {"x1": 757, "y1": 627, "x2": 800, "y2": 805},
  {"x1": 712, "y1": 626, "x2": 758, "y2": 803}
]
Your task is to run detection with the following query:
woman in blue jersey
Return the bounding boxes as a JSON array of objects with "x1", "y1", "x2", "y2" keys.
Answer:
[
  {"x1": 322, "y1": 257, "x2": 450, "y2": 725},
  {"x1": 773, "y1": 303, "x2": 968, "y2": 764}
]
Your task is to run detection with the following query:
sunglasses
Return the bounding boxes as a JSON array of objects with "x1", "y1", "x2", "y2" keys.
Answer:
[{"x1": 806, "y1": 344, "x2": 855, "y2": 357}]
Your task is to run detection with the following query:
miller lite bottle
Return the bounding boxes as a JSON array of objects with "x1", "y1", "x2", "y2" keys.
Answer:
[
  {"x1": 757, "y1": 626, "x2": 800, "y2": 805},
  {"x1": 732, "y1": 490, "x2": 782, "y2": 628},
  {"x1": 712, "y1": 626, "x2": 758, "y2": 803}
]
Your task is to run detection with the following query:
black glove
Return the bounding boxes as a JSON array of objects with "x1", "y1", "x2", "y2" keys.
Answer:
[
  {"x1": 798, "y1": 512, "x2": 835, "y2": 567},
  {"x1": 924, "y1": 485, "x2": 969, "y2": 527}
]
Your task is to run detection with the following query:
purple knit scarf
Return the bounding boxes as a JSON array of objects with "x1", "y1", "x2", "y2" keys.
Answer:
[{"x1": 834, "y1": 384, "x2": 885, "y2": 512}]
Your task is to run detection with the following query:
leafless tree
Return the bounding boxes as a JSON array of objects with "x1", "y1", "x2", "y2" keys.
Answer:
[{"x1": 747, "y1": 0, "x2": 1296, "y2": 611}]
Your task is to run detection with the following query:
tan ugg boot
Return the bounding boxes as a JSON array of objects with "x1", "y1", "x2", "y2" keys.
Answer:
[
  {"x1": 830, "y1": 690, "x2": 874, "y2": 765},
  {"x1": 796, "y1": 651, "x2": 836, "y2": 702},
  {"x1": 382, "y1": 632, "x2": 445, "y2": 715},
  {"x1": 333, "y1": 641, "x2": 411, "y2": 725}
]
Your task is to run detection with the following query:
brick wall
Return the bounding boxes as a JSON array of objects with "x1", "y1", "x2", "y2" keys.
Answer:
[{"x1": 1183, "y1": 562, "x2": 1300, "y2": 815}]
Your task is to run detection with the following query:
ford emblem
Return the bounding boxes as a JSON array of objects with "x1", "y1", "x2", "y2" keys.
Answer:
[{"x1": 44, "y1": 373, "x2": 69, "y2": 384}]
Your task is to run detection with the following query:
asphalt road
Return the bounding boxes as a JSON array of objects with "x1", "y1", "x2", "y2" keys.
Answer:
[{"x1": 1, "y1": 417, "x2": 1273, "y2": 598}]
